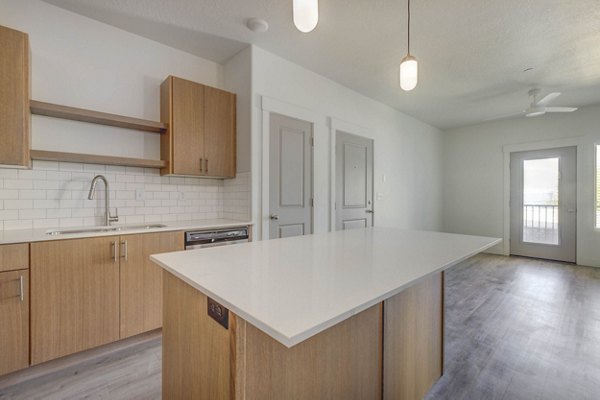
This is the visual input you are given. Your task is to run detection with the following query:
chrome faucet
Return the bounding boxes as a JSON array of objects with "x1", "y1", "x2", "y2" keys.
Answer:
[{"x1": 88, "y1": 175, "x2": 119, "y2": 226}]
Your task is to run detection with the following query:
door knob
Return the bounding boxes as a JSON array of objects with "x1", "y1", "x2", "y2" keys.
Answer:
[
  {"x1": 270, "y1": 214, "x2": 279, "y2": 220},
  {"x1": 366, "y1": 210, "x2": 374, "y2": 214}
]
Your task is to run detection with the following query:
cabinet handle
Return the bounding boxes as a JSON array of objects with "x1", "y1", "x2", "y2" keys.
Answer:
[
  {"x1": 200, "y1": 158, "x2": 203, "y2": 173},
  {"x1": 121, "y1": 240, "x2": 128, "y2": 261},
  {"x1": 112, "y1": 241, "x2": 118, "y2": 262},
  {"x1": 205, "y1": 159, "x2": 208, "y2": 174},
  {"x1": 19, "y1": 275, "x2": 24, "y2": 302}
]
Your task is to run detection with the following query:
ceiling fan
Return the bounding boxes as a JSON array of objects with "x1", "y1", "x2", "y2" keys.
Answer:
[{"x1": 524, "y1": 88, "x2": 578, "y2": 117}]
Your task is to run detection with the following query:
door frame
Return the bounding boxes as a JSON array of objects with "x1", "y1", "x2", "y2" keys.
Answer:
[
  {"x1": 502, "y1": 137, "x2": 584, "y2": 259},
  {"x1": 330, "y1": 118, "x2": 375, "y2": 230},
  {"x1": 260, "y1": 96, "x2": 324, "y2": 240}
]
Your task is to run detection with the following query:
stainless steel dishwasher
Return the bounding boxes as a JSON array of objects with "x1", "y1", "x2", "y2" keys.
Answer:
[{"x1": 184, "y1": 226, "x2": 250, "y2": 250}]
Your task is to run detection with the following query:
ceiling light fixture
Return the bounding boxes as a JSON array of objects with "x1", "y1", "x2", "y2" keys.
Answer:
[
  {"x1": 399, "y1": 0, "x2": 418, "y2": 91},
  {"x1": 293, "y1": 0, "x2": 319, "y2": 33}
]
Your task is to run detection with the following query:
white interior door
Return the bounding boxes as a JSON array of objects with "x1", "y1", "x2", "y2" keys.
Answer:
[
  {"x1": 269, "y1": 113, "x2": 313, "y2": 239},
  {"x1": 335, "y1": 131, "x2": 374, "y2": 230},
  {"x1": 510, "y1": 147, "x2": 577, "y2": 263}
]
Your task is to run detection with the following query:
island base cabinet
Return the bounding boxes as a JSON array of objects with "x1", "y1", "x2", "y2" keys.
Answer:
[
  {"x1": 0, "y1": 270, "x2": 29, "y2": 376},
  {"x1": 242, "y1": 306, "x2": 382, "y2": 399},
  {"x1": 162, "y1": 270, "x2": 445, "y2": 400},
  {"x1": 162, "y1": 271, "x2": 382, "y2": 400},
  {"x1": 31, "y1": 237, "x2": 120, "y2": 365},
  {"x1": 383, "y1": 272, "x2": 444, "y2": 400}
]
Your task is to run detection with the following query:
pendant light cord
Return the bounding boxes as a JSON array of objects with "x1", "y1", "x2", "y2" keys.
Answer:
[{"x1": 407, "y1": 0, "x2": 411, "y2": 55}]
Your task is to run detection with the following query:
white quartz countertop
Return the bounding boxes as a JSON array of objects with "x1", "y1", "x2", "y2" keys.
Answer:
[
  {"x1": 0, "y1": 219, "x2": 252, "y2": 244},
  {"x1": 151, "y1": 228, "x2": 501, "y2": 348}
]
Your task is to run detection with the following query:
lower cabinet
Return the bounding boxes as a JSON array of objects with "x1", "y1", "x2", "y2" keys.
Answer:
[
  {"x1": 31, "y1": 236, "x2": 121, "y2": 365},
  {"x1": 0, "y1": 269, "x2": 29, "y2": 376},
  {"x1": 120, "y1": 231, "x2": 184, "y2": 338},
  {"x1": 30, "y1": 231, "x2": 184, "y2": 365}
]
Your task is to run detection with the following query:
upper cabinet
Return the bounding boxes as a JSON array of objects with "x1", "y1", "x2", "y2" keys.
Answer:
[
  {"x1": 160, "y1": 76, "x2": 236, "y2": 178},
  {"x1": 0, "y1": 25, "x2": 30, "y2": 168}
]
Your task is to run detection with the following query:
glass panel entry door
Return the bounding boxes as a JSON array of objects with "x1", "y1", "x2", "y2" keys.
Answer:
[
  {"x1": 510, "y1": 147, "x2": 577, "y2": 263},
  {"x1": 522, "y1": 157, "x2": 559, "y2": 245}
]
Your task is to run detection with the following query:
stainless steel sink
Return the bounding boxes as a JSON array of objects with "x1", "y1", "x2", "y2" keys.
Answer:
[{"x1": 46, "y1": 224, "x2": 167, "y2": 236}]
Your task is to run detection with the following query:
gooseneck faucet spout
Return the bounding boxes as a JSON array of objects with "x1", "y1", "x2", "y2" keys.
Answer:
[{"x1": 88, "y1": 175, "x2": 119, "y2": 226}]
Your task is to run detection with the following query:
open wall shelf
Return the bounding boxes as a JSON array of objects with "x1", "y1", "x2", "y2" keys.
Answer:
[
  {"x1": 30, "y1": 150, "x2": 167, "y2": 169},
  {"x1": 30, "y1": 100, "x2": 167, "y2": 133}
]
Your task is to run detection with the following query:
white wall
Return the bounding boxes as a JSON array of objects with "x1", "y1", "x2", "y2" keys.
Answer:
[
  {"x1": 223, "y1": 47, "x2": 252, "y2": 173},
  {"x1": 0, "y1": 0, "x2": 223, "y2": 160},
  {"x1": 250, "y1": 46, "x2": 444, "y2": 239},
  {"x1": 443, "y1": 104, "x2": 600, "y2": 267}
]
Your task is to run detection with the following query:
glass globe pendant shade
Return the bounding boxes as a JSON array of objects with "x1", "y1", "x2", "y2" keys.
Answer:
[
  {"x1": 293, "y1": 0, "x2": 319, "y2": 33},
  {"x1": 400, "y1": 54, "x2": 418, "y2": 91}
]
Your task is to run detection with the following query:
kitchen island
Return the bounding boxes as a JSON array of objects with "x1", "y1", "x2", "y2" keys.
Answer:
[{"x1": 151, "y1": 228, "x2": 500, "y2": 400}]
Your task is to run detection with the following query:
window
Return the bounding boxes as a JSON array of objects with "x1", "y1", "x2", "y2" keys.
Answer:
[{"x1": 597, "y1": 145, "x2": 600, "y2": 228}]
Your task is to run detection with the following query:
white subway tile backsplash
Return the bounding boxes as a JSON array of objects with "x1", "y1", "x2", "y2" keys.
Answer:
[
  {"x1": 0, "y1": 210, "x2": 19, "y2": 220},
  {"x1": 4, "y1": 179, "x2": 34, "y2": 189},
  {"x1": 106, "y1": 165, "x2": 126, "y2": 173},
  {"x1": 18, "y1": 170, "x2": 47, "y2": 180},
  {"x1": 19, "y1": 190, "x2": 47, "y2": 200},
  {"x1": 0, "y1": 190, "x2": 19, "y2": 200},
  {"x1": 0, "y1": 170, "x2": 18, "y2": 179},
  {"x1": 4, "y1": 200, "x2": 33, "y2": 210},
  {"x1": 31, "y1": 160, "x2": 59, "y2": 170},
  {"x1": 59, "y1": 162, "x2": 84, "y2": 172},
  {"x1": 19, "y1": 209, "x2": 46, "y2": 219},
  {"x1": 33, "y1": 219, "x2": 59, "y2": 229},
  {"x1": 46, "y1": 171, "x2": 72, "y2": 181},
  {"x1": 83, "y1": 164, "x2": 105, "y2": 173},
  {"x1": 4, "y1": 220, "x2": 33, "y2": 230},
  {"x1": 47, "y1": 209, "x2": 72, "y2": 218},
  {"x1": 222, "y1": 172, "x2": 250, "y2": 221},
  {"x1": 0, "y1": 164, "x2": 250, "y2": 231},
  {"x1": 59, "y1": 218, "x2": 84, "y2": 227}
]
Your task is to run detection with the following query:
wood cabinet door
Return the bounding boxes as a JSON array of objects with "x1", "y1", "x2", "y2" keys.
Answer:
[
  {"x1": 0, "y1": 25, "x2": 30, "y2": 168},
  {"x1": 204, "y1": 86, "x2": 236, "y2": 178},
  {"x1": 0, "y1": 269, "x2": 29, "y2": 376},
  {"x1": 31, "y1": 237, "x2": 120, "y2": 364},
  {"x1": 120, "y1": 231, "x2": 184, "y2": 338},
  {"x1": 171, "y1": 77, "x2": 205, "y2": 176}
]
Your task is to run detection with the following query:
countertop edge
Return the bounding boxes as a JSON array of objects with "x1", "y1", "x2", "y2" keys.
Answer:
[
  {"x1": 152, "y1": 237, "x2": 502, "y2": 348},
  {"x1": 0, "y1": 219, "x2": 253, "y2": 245}
]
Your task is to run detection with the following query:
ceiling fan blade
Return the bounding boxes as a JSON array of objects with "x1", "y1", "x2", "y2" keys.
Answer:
[
  {"x1": 545, "y1": 107, "x2": 578, "y2": 113},
  {"x1": 536, "y1": 92, "x2": 561, "y2": 106},
  {"x1": 525, "y1": 111, "x2": 546, "y2": 117}
]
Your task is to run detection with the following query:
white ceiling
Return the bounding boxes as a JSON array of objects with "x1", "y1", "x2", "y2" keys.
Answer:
[{"x1": 43, "y1": 0, "x2": 600, "y2": 129}]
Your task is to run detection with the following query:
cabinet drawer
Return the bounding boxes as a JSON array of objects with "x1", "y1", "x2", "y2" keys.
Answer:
[{"x1": 0, "y1": 243, "x2": 29, "y2": 272}]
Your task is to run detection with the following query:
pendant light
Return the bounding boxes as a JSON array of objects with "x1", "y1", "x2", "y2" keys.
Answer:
[
  {"x1": 293, "y1": 0, "x2": 319, "y2": 33},
  {"x1": 400, "y1": 0, "x2": 418, "y2": 91}
]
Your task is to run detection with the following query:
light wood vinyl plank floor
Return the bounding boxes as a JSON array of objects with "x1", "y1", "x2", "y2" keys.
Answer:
[
  {"x1": 1, "y1": 254, "x2": 599, "y2": 399},
  {"x1": 0, "y1": 339, "x2": 161, "y2": 400},
  {"x1": 426, "y1": 254, "x2": 600, "y2": 400}
]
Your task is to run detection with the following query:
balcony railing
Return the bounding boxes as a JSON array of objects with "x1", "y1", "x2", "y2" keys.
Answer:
[{"x1": 523, "y1": 204, "x2": 559, "y2": 245}]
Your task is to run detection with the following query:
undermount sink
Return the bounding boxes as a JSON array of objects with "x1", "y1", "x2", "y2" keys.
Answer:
[{"x1": 45, "y1": 224, "x2": 167, "y2": 236}]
